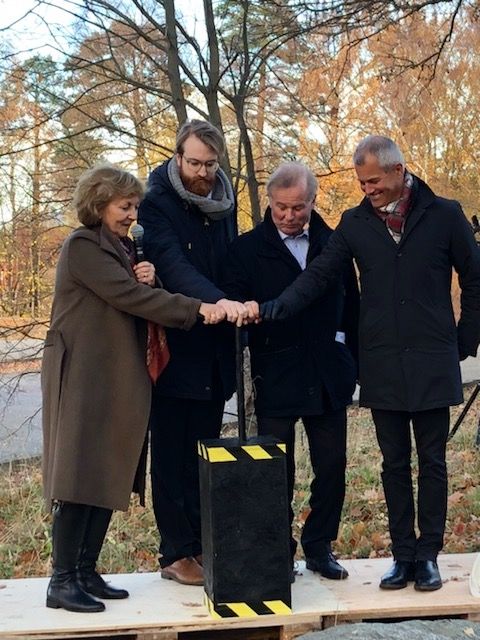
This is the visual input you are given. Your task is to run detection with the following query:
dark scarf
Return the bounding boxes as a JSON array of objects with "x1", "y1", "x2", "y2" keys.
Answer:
[
  {"x1": 374, "y1": 170, "x2": 413, "y2": 239},
  {"x1": 167, "y1": 158, "x2": 235, "y2": 221}
]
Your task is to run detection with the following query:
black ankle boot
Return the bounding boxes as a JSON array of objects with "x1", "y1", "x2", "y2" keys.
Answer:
[
  {"x1": 77, "y1": 507, "x2": 129, "y2": 600},
  {"x1": 47, "y1": 503, "x2": 105, "y2": 613},
  {"x1": 47, "y1": 571, "x2": 105, "y2": 612}
]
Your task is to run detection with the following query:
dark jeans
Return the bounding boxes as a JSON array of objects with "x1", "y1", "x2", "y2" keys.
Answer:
[
  {"x1": 371, "y1": 407, "x2": 449, "y2": 562},
  {"x1": 150, "y1": 389, "x2": 224, "y2": 568},
  {"x1": 257, "y1": 408, "x2": 347, "y2": 561}
]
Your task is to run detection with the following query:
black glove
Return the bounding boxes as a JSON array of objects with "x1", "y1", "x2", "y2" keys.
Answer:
[{"x1": 259, "y1": 298, "x2": 287, "y2": 321}]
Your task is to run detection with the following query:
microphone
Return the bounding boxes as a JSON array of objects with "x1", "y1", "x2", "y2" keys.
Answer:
[{"x1": 130, "y1": 223, "x2": 145, "y2": 263}]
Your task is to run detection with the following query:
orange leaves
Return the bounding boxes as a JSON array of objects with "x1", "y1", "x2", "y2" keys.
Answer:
[
  {"x1": 448, "y1": 491, "x2": 465, "y2": 507},
  {"x1": 370, "y1": 532, "x2": 389, "y2": 552},
  {"x1": 362, "y1": 488, "x2": 383, "y2": 504}
]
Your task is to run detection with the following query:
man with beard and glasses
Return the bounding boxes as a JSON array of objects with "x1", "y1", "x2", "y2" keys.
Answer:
[
  {"x1": 260, "y1": 135, "x2": 480, "y2": 592},
  {"x1": 138, "y1": 120, "x2": 251, "y2": 586}
]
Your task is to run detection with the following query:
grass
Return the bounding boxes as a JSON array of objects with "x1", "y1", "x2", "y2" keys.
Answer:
[{"x1": 1, "y1": 385, "x2": 479, "y2": 579}]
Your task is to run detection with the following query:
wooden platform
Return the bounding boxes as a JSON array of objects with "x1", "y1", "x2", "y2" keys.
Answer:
[{"x1": 1, "y1": 554, "x2": 479, "y2": 639}]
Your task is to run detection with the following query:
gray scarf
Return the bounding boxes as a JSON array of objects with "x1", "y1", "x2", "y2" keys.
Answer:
[{"x1": 167, "y1": 158, "x2": 235, "y2": 221}]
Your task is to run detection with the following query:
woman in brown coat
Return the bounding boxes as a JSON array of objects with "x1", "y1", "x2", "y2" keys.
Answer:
[{"x1": 42, "y1": 164, "x2": 225, "y2": 613}]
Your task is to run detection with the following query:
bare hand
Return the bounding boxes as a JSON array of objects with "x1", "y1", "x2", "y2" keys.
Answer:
[
  {"x1": 133, "y1": 261, "x2": 155, "y2": 286},
  {"x1": 217, "y1": 298, "x2": 249, "y2": 327},
  {"x1": 244, "y1": 300, "x2": 261, "y2": 324},
  {"x1": 199, "y1": 302, "x2": 227, "y2": 324}
]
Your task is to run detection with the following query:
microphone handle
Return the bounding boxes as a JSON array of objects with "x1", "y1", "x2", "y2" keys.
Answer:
[{"x1": 133, "y1": 240, "x2": 145, "y2": 263}]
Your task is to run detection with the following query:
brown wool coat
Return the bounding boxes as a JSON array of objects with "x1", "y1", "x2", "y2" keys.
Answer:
[{"x1": 42, "y1": 225, "x2": 201, "y2": 511}]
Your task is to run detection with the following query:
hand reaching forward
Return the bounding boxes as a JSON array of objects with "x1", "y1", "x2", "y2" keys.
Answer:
[
  {"x1": 259, "y1": 299, "x2": 288, "y2": 321},
  {"x1": 217, "y1": 298, "x2": 249, "y2": 327},
  {"x1": 199, "y1": 302, "x2": 226, "y2": 324},
  {"x1": 244, "y1": 300, "x2": 261, "y2": 324}
]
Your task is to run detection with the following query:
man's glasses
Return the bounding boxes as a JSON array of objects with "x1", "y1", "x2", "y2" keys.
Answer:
[{"x1": 181, "y1": 155, "x2": 219, "y2": 173}]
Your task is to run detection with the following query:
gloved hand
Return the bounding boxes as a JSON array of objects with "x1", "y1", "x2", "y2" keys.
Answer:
[{"x1": 259, "y1": 298, "x2": 287, "y2": 321}]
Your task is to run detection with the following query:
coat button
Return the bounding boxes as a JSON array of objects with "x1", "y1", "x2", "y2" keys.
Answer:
[
  {"x1": 397, "y1": 252, "x2": 403, "y2": 257},
  {"x1": 404, "y1": 347, "x2": 410, "y2": 352},
  {"x1": 400, "y1": 299, "x2": 406, "y2": 305},
  {"x1": 205, "y1": 386, "x2": 211, "y2": 391}
]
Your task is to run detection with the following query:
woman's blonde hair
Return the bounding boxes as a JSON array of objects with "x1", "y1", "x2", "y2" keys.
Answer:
[{"x1": 73, "y1": 163, "x2": 145, "y2": 227}]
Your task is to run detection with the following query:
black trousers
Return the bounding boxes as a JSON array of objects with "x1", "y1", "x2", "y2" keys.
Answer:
[
  {"x1": 257, "y1": 408, "x2": 347, "y2": 561},
  {"x1": 371, "y1": 407, "x2": 449, "y2": 562},
  {"x1": 150, "y1": 388, "x2": 224, "y2": 568}
]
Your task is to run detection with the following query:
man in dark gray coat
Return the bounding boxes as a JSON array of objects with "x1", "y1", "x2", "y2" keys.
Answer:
[{"x1": 260, "y1": 136, "x2": 480, "y2": 592}]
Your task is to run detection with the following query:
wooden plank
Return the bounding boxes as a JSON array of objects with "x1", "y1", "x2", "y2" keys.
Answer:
[
  {"x1": 310, "y1": 553, "x2": 480, "y2": 620},
  {"x1": 178, "y1": 627, "x2": 280, "y2": 639},
  {"x1": 279, "y1": 621, "x2": 323, "y2": 639},
  {"x1": 0, "y1": 554, "x2": 479, "y2": 639},
  {"x1": 139, "y1": 632, "x2": 178, "y2": 640}
]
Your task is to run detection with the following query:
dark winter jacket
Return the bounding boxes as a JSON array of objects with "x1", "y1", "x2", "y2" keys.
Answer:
[
  {"x1": 274, "y1": 176, "x2": 480, "y2": 412},
  {"x1": 138, "y1": 159, "x2": 237, "y2": 400},
  {"x1": 223, "y1": 208, "x2": 359, "y2": 417}
]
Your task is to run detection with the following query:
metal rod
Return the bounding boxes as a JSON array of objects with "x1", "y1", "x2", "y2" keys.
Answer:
[
  {"x1": 447, "y1": 383, "x2": 480, "y2": 441},
  {"x1": 235, "y1": 326, "x2": 247, "y2": 443}
]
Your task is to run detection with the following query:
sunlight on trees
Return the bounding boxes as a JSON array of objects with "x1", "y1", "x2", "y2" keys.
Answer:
[{"x1": 0, "y1": 0, "x2": 476, "y2": 322}]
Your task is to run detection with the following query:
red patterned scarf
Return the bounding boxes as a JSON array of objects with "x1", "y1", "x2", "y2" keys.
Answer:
[
  {"x1": 119, "y1": 236, "x2": 170, "y2": 383},
  {"x1": 374, "y1": 171, "x2": 413, "y2": 239}
]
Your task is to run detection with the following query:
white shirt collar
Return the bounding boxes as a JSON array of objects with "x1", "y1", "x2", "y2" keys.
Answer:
[{"x1": 277, "y1": 227, "x2": 309, "y2": 241}]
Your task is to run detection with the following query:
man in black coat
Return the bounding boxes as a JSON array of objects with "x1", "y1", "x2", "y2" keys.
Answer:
[
  {"x1": 223, "y1": 162, "x2": 359, "y2": 581},
  {"x1": 261, "y1": 136, "x2": 480, "y2": 591},
  {"x1": 138, "y1": 120, "x2": 250, "y2": 586}
]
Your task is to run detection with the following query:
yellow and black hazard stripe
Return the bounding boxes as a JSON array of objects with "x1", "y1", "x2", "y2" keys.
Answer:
[
  {"x1": 198, "y1": 442, "x2": 286, "y2": 463},
  {"x1": 205, "y1": 594, "x2": 291, "y2": 618}
]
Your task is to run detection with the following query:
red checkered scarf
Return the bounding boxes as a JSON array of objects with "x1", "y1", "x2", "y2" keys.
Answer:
[{"x1": 374, "y1": 171, "x2": 413, "y2": 238}]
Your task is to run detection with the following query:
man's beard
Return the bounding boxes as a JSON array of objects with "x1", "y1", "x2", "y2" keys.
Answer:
[{"x1": 182, "y1": 173, "x2": 216, "y2": 197}]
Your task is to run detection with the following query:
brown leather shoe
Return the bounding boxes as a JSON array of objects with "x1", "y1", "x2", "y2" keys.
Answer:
[{"x1": 161, "y1": 557, "x2": 204, "y2": 586}]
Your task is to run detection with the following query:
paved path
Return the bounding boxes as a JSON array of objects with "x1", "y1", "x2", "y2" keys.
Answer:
[{"x1": 1, "y1": 355, "x2": 479, "y2": 464}]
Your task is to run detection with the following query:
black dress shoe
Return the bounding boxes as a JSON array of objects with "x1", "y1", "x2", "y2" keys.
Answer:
[
  {"x1": 290, "y1": 561, "x2": 300, "y2": 584},
  {"x1": 414, "y1": 560, "x2": 442, "y2": 591},
  {"x1": 379, "y1": 561, "x2": 415, "y2": 589},
  {"x1": 306, "y1": 553, "x2": 348, "y2": 580}
]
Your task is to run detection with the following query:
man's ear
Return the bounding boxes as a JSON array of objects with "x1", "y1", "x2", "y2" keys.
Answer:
[{"x1": 176, "y1": 153, "x2": 182, "y2": 168}]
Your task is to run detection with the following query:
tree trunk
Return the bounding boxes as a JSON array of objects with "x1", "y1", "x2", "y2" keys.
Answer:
[
  {"x1": 30, "y1": 123, "x2": 41, "y2": 317},
  {"x1": 202, "y1": 0, "x2": 233, "y2": 181},
  {"x1": 163, "y1": 0, "x2": 188, "y2": 125},
  {"x1": 233, "y1": 96, "x2": 262, "y2": 226}
]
